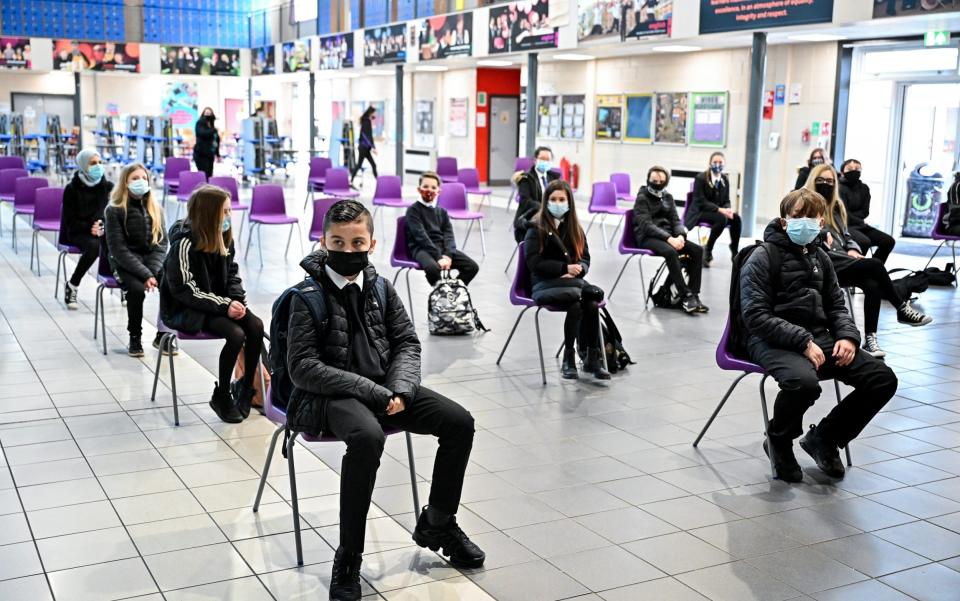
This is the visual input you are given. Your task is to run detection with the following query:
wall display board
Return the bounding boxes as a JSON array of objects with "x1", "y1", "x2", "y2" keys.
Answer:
[
  {"x1": 654, "y1": 92, "x2": 688, "y2": 145},
  {"x1": 352, "y1": 101, "x2": 387, "y2": 139},
  {"x1": 561, "y1": 95, "x2": 586, "y2": 140},
  {"x1": 537, "y1": 95, "x2": 561, "y2": 139},
  {"x1": 282, "y1": 38, "x2": 312, "y2": 72},
  {"x1": 489, "y1": 0, "x2": 557, "y2": 54},
  {"x1": 876, "y1": 1, "x2": 960, "y2": 18},
  {"x1": 251, "y1": 45, "x2": 275, "y2": 75},
  {"x1": 0, "y1": 38, "x2": 31, "y2": 69},
  {"x1": 414, "y1": 99, "x2": 435, "y2": 148},
  {"x1": 419, "y1": 12, "x2": 472, "y2": 60},
  {"x1": 578, "y1": 0, "x2": 622, "y2": 41},
  {"x1": 699, "y1": 0, "x2": 833, "y2": 34},
  {"x1": 595, "y1": 95, "x2": 623, "y2": 140},
  {"x1": 160, "y1": 46, "x2": 240, "y2": 76},
  {"x1": 624, "y1": 94, "x2": 652, "y2": 143},
  {"x1": 449, "y1": 98, "x2": 468, "y2": 137},
  {"x1": 689, "y1": 91, "x2": 727, "y2": 147},
  {"x1": 53, "y1": 40, "x2": 140, "y2": 72},
  {"x1": 318, "y1": 33, "x2": 354, "y2": 70},
  {"x1": 623, "y1": 0, "x2": 673, "y2": 39},
  {"x1": 364, "y1": 24, "x2": 408, "y2": 65}
]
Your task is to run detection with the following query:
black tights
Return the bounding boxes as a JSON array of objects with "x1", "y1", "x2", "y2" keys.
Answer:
[
  {"x1": 69, "y1": 236, "x2": 100, "y2": 287},
  {"x1": 837, "y1": 258, "x2": 902, "y2": 334},
  {"x1": 202, "y1": 311, "x2": 264, "y2": 390},
  {"x1": 562, "y1": 299, "x2": 600, "y2": 352}
]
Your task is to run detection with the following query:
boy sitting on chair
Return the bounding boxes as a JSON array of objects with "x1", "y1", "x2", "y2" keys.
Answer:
[
  {"x1": 404, "y1": 171, "x2": 479, "y2": 286},
  {"x1": 740, "y1": 188, "x2": 897, "y2": 482},
  {"x1": 285, "y1": 199, "x2": 484, "y2": 601}
]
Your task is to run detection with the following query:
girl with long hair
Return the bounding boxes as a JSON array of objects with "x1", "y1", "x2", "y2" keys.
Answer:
[
  {"x1": 350, "y1": 106, "x2": 378, "y2": 185},
  {"x1": 794, "y1": 147, "x2": 827, "y2": 191},
  {"x1": 686, "y1": 151, "x2": 742, "y2": 266}
]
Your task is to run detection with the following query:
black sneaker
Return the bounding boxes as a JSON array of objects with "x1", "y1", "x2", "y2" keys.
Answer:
[
  {"x1": 561, "y1": 347, "x2": 579, "y2": 380},
  {"x1": 329, "y1": 546, "x2": 362, "y2": 601},
  {"x1": 128, "y1": 336, "x2": 144, "y2": 357},
  {"x1": 230, "y1": 379, "x2": 256, "y2": 419},
  {"x1": 209, "y1": 383, "x2": 243, "y2": 424},
  {"x1": 763, "y1": 436, "x2": 803, "y2": 483},
  {"x1": 64, "y1": 282, "x2": 78, "y2": 310},
  {"x1": 694, "y1": 294, "x2": 710, "y2": 313},
  {"x1": 413, "y1": 506, "x2": 486, "y2": 569},
  {"x1": 681, "y1": 294, "x2": 699, "y2": 314},
  {"x1": 152, "y1": 332, "x2": 179, "y2": 356},
  {"x1": 896, "y1": 302, "x2": 932, "y2": 327},
  {"x1": 703, "y1": 250, "x2": 713, "y2": 268},
  {"x1": 799, "y1": 424, "x2": 845, "y2": 479}
]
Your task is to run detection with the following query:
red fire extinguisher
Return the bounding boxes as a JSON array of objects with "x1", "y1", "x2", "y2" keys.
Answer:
[
  {"x1": 559, "y1": 157, "x2": 571, "y2": 183},
  {"x1": 571, "y1": 163, "x2": 579, "y2": 190}
]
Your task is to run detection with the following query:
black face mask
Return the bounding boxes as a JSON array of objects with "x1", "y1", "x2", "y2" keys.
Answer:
[
  {"x1": 844, "y1": 170, "x2": 861, "y2": 183},
  {"x1": 815, "y1": 183, "x2": 835, "y2": 200},
  {"x1": 326, "y1": 250, "x2": 369, "y2": 277},
  {"x1": 647, "y1": 181, "x2": 667, "y2": 192}
]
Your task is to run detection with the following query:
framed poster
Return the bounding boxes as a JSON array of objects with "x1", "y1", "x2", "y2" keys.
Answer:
[
  {"x1": 624, "y1": 94, "x2": 652, "y2": 143},
  {"x1": 595, "y1": 94, "x2": 622, "y2": 140},
  {"x1": 700, "y1": 0, "x2": 832, "y2": 34},
  {"x1": 364, "y1": 24, "x2": 407, "y2": 65},
  {"x1": 0, "y1": 38, "x2": 31, "y2": 69},
  {"x1": 537, "y1": 95, "x2": 560, "y2": 139},
  {"x1": 251, "y1": 45, "x2": 275, "y2": 75},
  {"x1": 414, "y1": 100, "x2": 435, "y2": 148},
  {"x1": 282, "y1": 38, "x2": 312, "y2": 72},
  {"x1": 654, "y1": 92, "x2": 688, "y2": 145},
  {"x1": 561, "y1": 95, "x2": 586, "y2": 140},
  {"x1": 689, "y1": 91, "x2": 727, "y2": 147},
  {"x1": 577, "y1": 0, "x2": 622, "y2": 41},
  {"x1": 53, "y1": 40, "x2": 140, "y2": 72},
  {"x1": 489, "y1": 0, "x2": 557, "y2": 54},
  {"x1": 419, "y1": 12, "x2": 472, "y2": 60},
  {"x1": 623, "y1": 0, "x2": 672, "y2": 39},
  {"x1": 318, "y1": 33, "x2": 354, "y2": 70},
  {"x1": 160, "y1": 46, "x2": 240, "y2": 76},
  {"x1": 449, "y1": 98, "x2": 468, "y2": 137}
]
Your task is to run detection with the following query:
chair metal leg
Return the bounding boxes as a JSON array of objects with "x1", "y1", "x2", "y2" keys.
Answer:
[
  {"x1": 496, "y1": 306, "x2": 531, "y2": 365},
  {"x1": 11, "y1": 213, "x2": 17, "y2": 252},
  {"x1": 405, "y1": 432, "x2": 421, "y2": 520},
  {"x1": 600, "y1": 215, "x2": 609, "y2": 249},
  {"x1": 254, "y1": 424, "x2": 284, "y2": 512},
  {"x1": 759, "y1": 375, "x2": 776, "y2": 479},
  {"x1": 30, "y1": 231, "x2": 38, "y2": 275},
  {"x1": 243, "y1": 223, "x2": 254, "y2": 260},
  {"x1": 392, "y1": 266, "x2": 406, "y2": 286},
  {"x1": 608, "y1": 255, "x2": 635, "y2": 300},
  {"x1": 478, "y1": 219, "x2": 487, "y2": 256},
  {"x1": 534, "y1": 307, "x2": 546, "y2": 386},
  {"x1": 923, "y1": 240, "x2": 946, "y2": 270},
  {"x1": 639, "y1": 256, "x2": 650, "y2": 307},
  {"x1": 504, "y1": 243, "x2": 519, "y2": 274},
  {"x1": 284, "y1": 223, "x2": 294, "y2": 258},
  {"x1": 55, "y1": 251, "x2": 63, "y2": 298},
  {"x1": 586, "y1": 212, "x2": 598, "y2": 234},
  {"x1": 693, "y1": 372, "x2": 750, "y2": 447},
  {"x1": 93, "y1": 284, "x2": 101, "y2": 339},
  {"x1": 100, "y1": 286, "x2": 107, "y2": 355},
  {"x1": 257, "y1": 223, "x2": 264, "y2": 268},
  {"x1": 404, "y1": 269, "x2": 414, "y2": 322},
  {"x1": 607, "y1": 215, "x2": 623, "y2": 248},
  {"x1": 286, "y1": 431, "x2": 304, "y2": 567},
  {"x1": 834, "y1": 380, "x2": 853, "y2": 467},
  {"x1": 463, "y1": 219, "x2": 475, "y2": 248},
  {"x1": 150, "y1": 333, "x2": 166, "y2": 401},
  {"x1": 168, "y1": 336, "x2": 179, "y2": 427}
]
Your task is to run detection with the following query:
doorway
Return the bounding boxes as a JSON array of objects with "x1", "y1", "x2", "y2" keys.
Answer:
[{"x1": 488, "y1": 95, "x2": 519, "y2": 186}]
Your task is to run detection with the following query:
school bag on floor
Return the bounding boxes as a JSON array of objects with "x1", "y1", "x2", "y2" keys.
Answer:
[
  {"x1": 427, "y1": 271, "x2": 488, "y2": 335},
  {"x1": 600, "y1": 307, "x2": 634, "y2": 373}
]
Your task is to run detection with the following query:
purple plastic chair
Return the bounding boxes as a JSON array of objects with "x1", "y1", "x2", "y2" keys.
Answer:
[
  {"x1": 303, "y1": 156, "x2": 333, "y2": 209},
  {"x1": 438, "y1": 182, "x2": 486, "y2": 256},
  {"x1": 0, "y1": 168, "x2": 29, "y2": 238},
  {"x1": 495, "y1": 242, "x2": 608, "y2": 385},
  {"x1": 322, "y1": 167, "x2": 359, "y2": 199},
  {"x1": 55, "y1": 224, "x2": 82, "y2": 299},
  {"x1": 308, "y1": 197, "x2": 338, "y2": 247},
  {"x1": 436, "y1": 156, "x2": 459, "y2": 184},
  {"x1": 92, "y1": 245, "x2": 121, "y2": 355},
  {"x1": 371, "y1": 175, "x2": 412, "y2": 236},
  {"x1": 391, "y1": 216, "x2": 421, "y2": 315},
  {"x1": 924, "y1": 203, "x2": 959, "y2": 286},
  {"x1": 458, "y1": 168, "x2": 492, "y2": 211},
  {"x1": 174, "y1": 171, "x2": 207, "y2": 218},
  {"x1": 209, "y1": 176, "x2": 249, "y2": 242},
  {"x1": 161, "y1": 157, "x2": 190, "y2": 206},
  {"x1": 610, "y1": 173, "x2": 633, "y2": 202},
  {"x1": 0, "y1": 156, "x2": 25, "y2": 171},
  {"x1": 29, "y1": 187, "x2": 63, "y2": 276},
  {"x1": 585, "y1": 181, "x2": 630, "y2": 249},
  {"x1": 253, "y1": 382, "x2": 420, "y2": 566},
  {"x1": 608, "y1": 210, "x2": 662, "y2": 305},
  {"x1": 11, "y1": 176, "x2": 47, "y2": 253},
  {"x1": 244, "y1": 184, "x2": 301, "y2": 268},
  {"x1": 692, "y1": 317, "x2": 851, "y2": 479},
  {"x1": 506, "y1": 157, "x2": 534, "y2": 213}
]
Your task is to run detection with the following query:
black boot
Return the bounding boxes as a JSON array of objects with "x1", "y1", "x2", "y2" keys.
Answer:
[
  {"x1": 799, "y1": 424, "x2": 845, "y2": 479},
  {"x1": 209, "y1": 383, "x2": 243, "y2": 424},
  {"x1": 128, "y1": 335, "x2": 144, "y2": 357},
  {"x1": 703, "y1": 249, "x2": 713, "y2": 268},
  {"x1": 413, "y1": 506, "x2": 486, "y2": 569},
  {"x1": 763, "y1": 436, "x2": 803, "y2": 483},
  {"x1": 230, "y1": 380, "x2": 256, "y2": 419},
  {"x1": 584, "y1": 348, "x2": 611, "y2": 380},
  {"x1": 561, "y1": 347, "x2": 579, "y2": 380},
  {"x1": 329, "y1": 546, "x2": 362, "y2": 601}
]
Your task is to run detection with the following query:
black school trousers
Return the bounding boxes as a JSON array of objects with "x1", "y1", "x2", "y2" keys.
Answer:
[
  {"x1": 323, "y1": 387, "x2": 475, "y2": 554},
  {"x1": 414, "y1": 249, "x2": 479, "y2": 286},
  {"x1": 639, "y1": 237, "x2": 703, "y2": 296},
  {"x1": 697, "y1": 210, "x2": 742, "y2": 254},
  {"x1": 69, "y1": 234, "x2": 100, "y2": 287}
]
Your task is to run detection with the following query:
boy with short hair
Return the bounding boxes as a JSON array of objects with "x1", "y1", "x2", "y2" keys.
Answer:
[
  {"x1": 285, "y1": 200, "x2": 484, "y2": 601},
  {"x1": 404, "y1": 171, "x2": 479, "y2": 285},
  {"x1": 740, "y1": 188, "x2": 898, "y2": 483}
]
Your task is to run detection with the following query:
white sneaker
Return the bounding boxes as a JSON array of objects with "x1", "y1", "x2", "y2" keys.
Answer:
[
  {"x1": 862, "y1": 333, "x2": 886, "y2": 359},
  {"x1": 897, "y1": 302, "x2": 932, "y2": 326}
]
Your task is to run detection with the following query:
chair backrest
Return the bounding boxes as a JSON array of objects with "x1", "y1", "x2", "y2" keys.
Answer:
[
  {"x1": 0, "y1": 168, "x2": 28, "y2": 195},
  {"x1": 163, "y1": 157, "x2": 190, "y2": 183},
  {"x1": 0, "y1": 156, "x2": 25, "y2": 171},
  {"x1": 932, "y1": 202, "x2": 956, "y2": 238},
  {"x1": 309, "y1": 156, "x2": 332, "y2": 179},
  {"x1": 457, "y1": 168, "x2": 480, "y2": 189},
  {"x1": 392, "y1": 216, "x2": 411, "y2": 262},
  {"x1": 619, "y1": 210, "x2": 639, "y2": 252},
  {"x1": 178, "y1": 171, "x2": 207, "y2": 197},
  {"x1": 310, "y1": 197, "x2": 339, "y2": 237},
  {"x1": 34, "y1": 187, "x2": 64, "y2": 223},
  {"x1": 510, "y1": 241, "x2": 534, "y2": 304},
  {"x1": 373, "y1": 175, "x2": 402, "y2": 201},
  {"x1": 14, "y1": 177, "x2": 48, "y2": 209},
  {"x1": 589, "y1": 181, "x2": 617, "y2": 211},
  {"x1": 250, "y1": 184, "x2": 287, "y2": 217},
  {"x1": 324, "y1": 167, "x2": 350, "y2": 191},
  {"x1": 437, "y1": 183, "x2": 468, "y2": 212},
  {"x1": 436, "y1": 156, "x2": 458, "y2": 178},
  {"x1": 514, "y1": 157, "x2": 534, "y2": 173},
  {"x1": 208, "y1": 176, "x2": 240, "y2": 205},
  {"x1": 611, "y1": 173, "x2": 631, "y2": 196}
]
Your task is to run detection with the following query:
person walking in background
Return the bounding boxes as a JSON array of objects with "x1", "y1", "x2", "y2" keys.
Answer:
[
  {"x1": 61, "y1": 149, "x2": 112, "y2": 309},
  {"x1": 193, "y1": 107, "x2": 220, "y2": 178},
  {"x1": 839, "y1": 159, "x2": 895, "y2": 264},
  {"x1": 350, "y1": 106, "x2": 378, "y2": 186},
  {"x1": 686, "y1": 151, "x2": 742, "y2": 267}
]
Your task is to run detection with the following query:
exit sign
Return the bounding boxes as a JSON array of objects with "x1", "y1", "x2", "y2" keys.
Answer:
[{"x1": 925, "y1": 31, "x2": 950, "y2": 47}]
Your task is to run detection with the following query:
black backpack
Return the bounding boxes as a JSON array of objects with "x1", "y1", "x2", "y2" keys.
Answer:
[
  {"x1": 600, "y1": 307, "x2": 633, "y2": 373},
  {"x1": 728, "y1": 242, "x2": 780, "y2": 359},
  {"x1": 924, "y1": 263, "x2": 956, "y2": 287},
  {"x1": 888, "y1": 268, "x2": 930, "y2": 301},
  {"x1": 268, "y1": 275, "x2": 387, "y2": 411}
]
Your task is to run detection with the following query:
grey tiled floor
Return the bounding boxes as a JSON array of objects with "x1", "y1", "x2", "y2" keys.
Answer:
[{"x1": 1, "y1": 169, "x2": 958, "y2": 600}]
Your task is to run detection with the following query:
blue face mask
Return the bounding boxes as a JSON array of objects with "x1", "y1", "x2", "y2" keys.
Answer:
[
  {"x1": 536, "y1": 160, "x2": 551, "y2": 174},
  {"x1": 785, "y1": 217, "x2": 821, "y2": 246},
  {"x1": 222, "y1": 216, "x2": 232, "y2": 232},
  {"x1": 128, "y1": 179, "x2": 150, "y2": 197},
  {"x1": 547, "y1": 202, "x2": 569, "y2": 219},
  {"x1": 87, "y1": 164, "x2": 104, "y2": 182},
  {"x1": 710, "y1": 164, "x2": 723, "y2": 174}
]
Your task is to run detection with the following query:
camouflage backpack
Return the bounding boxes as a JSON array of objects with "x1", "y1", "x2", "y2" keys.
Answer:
[{"x1": 427, "y1": 271, "x2": 488, "y2": 335}]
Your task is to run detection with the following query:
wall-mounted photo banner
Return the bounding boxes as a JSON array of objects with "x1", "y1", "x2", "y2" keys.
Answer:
[
  {"x1": 414, "y1": 99, "x2": 435, "y2": 148},
  {"x1": 489, "y1": 0, "x2": 557, "y2": 54},
  {"x1": 318, "y1": 33, "x2": 354, "y2": 70},
  {"x1": 282, "y1": 38, "x2": 312, "y2": 72},
  {"x1": 364, "y1": 24, "x2": 408, "y2": 66},
  {"x1": 561, "y1": 95, "x2": 586, "y2": 140},
  {"x1": 419, "y1": 12, "x2": 473, "y2": 60},
  {"x1": 654, "y1": 91, "x2": 687, "y2": 145},
  {"x1": 537, "y1": 95, "x2": 561, "y2": 139},
  {"x1": 876, "y1": 0, "x2": 960, "y2": 18},
  {"x1": 160, "y1": 46, "x2": 240, "y2": 76},
  {"x1": 578, "y1": 0, "x2": 622, "y2": 41},
  {"x1": 624, "y1": 94, "x2": 652, "y2": 143},
  {"x1": 595, "y1": 95, "x2": 623, "y2": 140},
  {"x1": 161, "y1": 81, "x2": 199, "y2": 128},
  {"x1": 0, "y1": 38, "x2": 31, "y2": 69},
  {"x1": 252, "y1": 45, "x2": 275, "y2": 75},
  {"x1": 53, "y1": 40, "x2": 140, "y2": 72},
  {"x1": 700, "y1": 0, "x2": 833, "y2": 34},
  {"x1": 578, "y1": 0, "x2": 672, "y2": 41},
  {"x1": 689, "y1": 91, "x2": 727, "y2": 147}
]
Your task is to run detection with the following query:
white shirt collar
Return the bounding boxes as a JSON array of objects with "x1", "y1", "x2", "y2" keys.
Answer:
[
  {"x1": 417, "y1": 198, "x2": 436, "y2": 208},
  {"x1": 324, "y1": 264, "x2": 364, "y2": 291},
  {"x1": 711, "y1": 172, "x2": 724, "y2": 185}
]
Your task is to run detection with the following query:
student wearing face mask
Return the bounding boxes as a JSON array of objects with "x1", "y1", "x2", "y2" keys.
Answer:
[
  {"x1": 524, "y1": 180, "x2": 610, "y2": 380},
  {"x1": 794, "y1": 148, "x2": 827, "y2": 191},
  {"x1": 687, "y1": 152, "x2": 742, "y2": 266},
  {"x1": 740, "y1": 188, "x2": 897, "y2": 483},
  {"x1": 61, "y1": 149, "x2": 112, "y2": 309},
  {"x1": 633, "y1": 166, "x2": 708, "y2": 314},
  {"x1": 806, "y1": 164, "x2": 931, "y2": 359},
  {"x1": 161, "y1": 185, "x2": 263, "y2": 423},
  {"x1": 513, "y1": 146, "x2": 560, "y2": 243},
  {"x1": 193, "y1": 107, "x2": 220, "y2": 178},
  {"x1": 404, "y1": 172, "x2": 479, "y2": 286},
  {"x1": 104, "y1": 163, "x2": 168, "y2": 357},
  {"x1": 839, "y1": 159, "x2": 895, "y2": 264}
]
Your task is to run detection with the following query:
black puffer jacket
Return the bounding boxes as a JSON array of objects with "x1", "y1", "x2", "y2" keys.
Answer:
[
  {"x1": 741, "y1": 219, "x2": 859, "y2": 357},
  {"x1": 285, "y1": 251, "x2": 421, "y2": 435},
  {"x1": 821, "y1": 203, "x2": 862, "y2": 273},
  {"x1": 160, "y1": 220, "x2": 245, "y2": 333},
  {"x1": 193, "y1": 116, "x2": 219, "y2": 160},
  {"x1": 62, "y1": 173, "x2": 112, "y2": 243},
  {"x1": 632, "y1": 186, "x2": 684, "y2": 244},
  {"x1": 685, "y1": 172, "x2": 730, "y2": 229},
  {"x1": 794, "y1": 166, "x2": 811, "y2": 191},
  {"x1": 104, "y1": 195, "x2": 167, "y2": 281},
  {"x1": 839, "y1": 175, "x2": 870, "y2": 227}
]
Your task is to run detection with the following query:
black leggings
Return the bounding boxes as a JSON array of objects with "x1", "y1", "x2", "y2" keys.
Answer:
[
  {"x1": 70, "y1": 235, "x2": 100, "y2": 287},
  {"x1": 849, "y1": 224, "x2": 895, "y2": 264},
  {"x1": 116, "y1": 267, "x2": 147, "y2": 337},
  {"x1": 202, "y1": 311, "x2": 264, "y2": 390},
  {"x1": 351, "y1": 147, "x2": 377, "y2": 179},
  {"x1": 836, "y1": 258, "x2": 902, "y2": 334}
]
